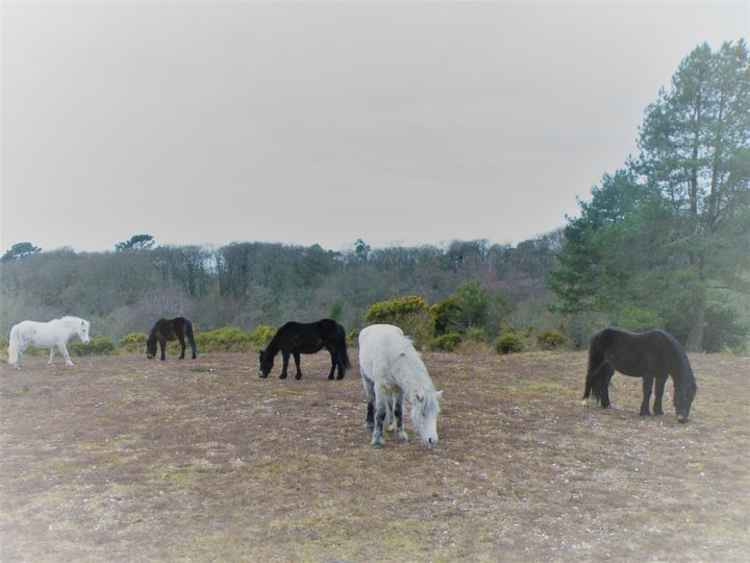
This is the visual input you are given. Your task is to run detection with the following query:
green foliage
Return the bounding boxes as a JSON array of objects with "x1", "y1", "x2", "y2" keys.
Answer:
[
  {"x1": 115, "y1": 234, "x2": 155, "y2": 252},
  {"x1": 329, "y1": 302, "x2": 344, "y2": 322},
  {"x1": 453, "y1": 281, "x2": 490, "y2": 329},
  {"x1": 70, "y1": 336, "x2": 116, "y2": 356},
  {"x1": 495, "y1": 331, "x2": 525, "y2": 354},
  {"x1": 365, "y1": 295, "x2": 429, "y2": 322},
  {"x1": 430, "y1": 332, "x2": 462, "y2": 352},
  {"x1": 1, "y1": 242, "x2": 41, "y2": 262},
  {"x1": 431, "y1": 298, "x2": 463, "y2": 335},
  {"x1": 464, "y1": 326, "x2": 488, "y2": 343},
  {"x1": 536, "y1": 330, "x2": 566, "y2": 350},
  {"x1": 614, "y1": 306, "x2": 664, "y2": 332},
  {"x1": 248, "y1": 325, "x2": 276, "y2": 348},
  {"x1": 347, "y1": 329, "x2": 360, "y2": 348},
  {"x1": 365, "y1": 295, "x2": 433, "y2": 349},
  {"x1": 120, "y1": 332, "x2": 147, "y2": 353},
  {"x1": 195, "y1": 327, "x2": 254, "y2": 352}
]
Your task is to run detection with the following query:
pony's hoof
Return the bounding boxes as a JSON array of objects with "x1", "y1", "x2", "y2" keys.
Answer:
[
  {"x1": 654, "y1": 410, "x2": 664, "y2": 416},
  {"x1": 328, "y1": 374, "x2": 335, "y2": 380},
  {"x1": 398, "y1": 431, "x2": 409, "y2": 442},
  {"x1": 259, "y1": 374, "x2": 269, "y2": 379},
  {"x1": 336, "y1": 374, "x2": 345, "y2": 380},
  {"x1": 295, "y1": 374, "x2": 302, "y2": 380},
  {"x1": 279, "y1": 374, "x2": 287, "y2": 380},
  {"x1": 371, "y1": 441, "x2": 384, "y2": 449},
  {"x1": 640, "y1": 411, "x2": 651, "y2": 417}
]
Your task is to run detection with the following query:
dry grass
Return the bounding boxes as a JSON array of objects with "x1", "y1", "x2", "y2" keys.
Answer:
[{"x1": 1, "y1": 350, "x2": 749, "y2": 562}]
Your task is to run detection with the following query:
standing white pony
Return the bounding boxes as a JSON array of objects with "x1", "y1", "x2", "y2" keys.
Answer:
[
  {"x1": 358, "y1": 324, "x2": 443, "y2": 448},
  {"x1": 7, "y1": 316, "x2": 90, "y2": 368}
]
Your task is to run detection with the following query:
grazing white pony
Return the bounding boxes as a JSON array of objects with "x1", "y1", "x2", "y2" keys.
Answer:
[
  {"x1": 358, "y1": 324, "x2": 443, "y2": 448},
  {"x1": 7, "y1": 316, "x2": 90, "y2": 368}
]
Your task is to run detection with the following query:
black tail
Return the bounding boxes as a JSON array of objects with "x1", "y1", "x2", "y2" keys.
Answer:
[
  {"x1": 336, "y1": 324, "x2": 351, "y2": 376},
  {"x1": 185, "y1": 320, "x2": 197, "y2": 358},
  {"x1": 584, "y1": 335, "x2": 611, "y2": 406}
]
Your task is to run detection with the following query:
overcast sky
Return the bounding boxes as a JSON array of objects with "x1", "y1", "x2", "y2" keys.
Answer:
[{"x1": 2, "y1": 1, "x2": 748, "y2": 253}]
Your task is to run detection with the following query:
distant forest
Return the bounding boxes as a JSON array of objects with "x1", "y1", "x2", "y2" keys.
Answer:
[
  {"x1": 2, "y1": 40, "x2": 749, "y2": 353},
  {"x1": 0, "y1": 234, "x2": 561, "y2": 342}
]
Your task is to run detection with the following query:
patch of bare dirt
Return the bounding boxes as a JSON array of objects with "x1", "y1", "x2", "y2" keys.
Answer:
[{"x1": 1, "y1": 350, "x2": 748, "y2": 561}]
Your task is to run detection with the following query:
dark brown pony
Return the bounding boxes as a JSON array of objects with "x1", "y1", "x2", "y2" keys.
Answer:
[
  {"x1": 259, "y1": 319, "x2": 350, "y2": 380},
  {"x1": 583, "y1": 327, "x2": 697, "y2": 423},
  {"x1": 146, "y1": 317, "x2": 197, "y2": 361}
]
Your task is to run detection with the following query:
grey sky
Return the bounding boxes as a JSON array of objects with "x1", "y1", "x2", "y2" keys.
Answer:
[{"x1": 2, "y1": 1, "x2": 748, "y2": 253}]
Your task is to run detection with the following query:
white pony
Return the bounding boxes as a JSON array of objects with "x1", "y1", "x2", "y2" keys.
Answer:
[
  {"x1": 7, "y1": 316, "x2": 90, "y2": 368},
  {"x1": 358, "y1": 324, "x2": 443, "y2": 448}
]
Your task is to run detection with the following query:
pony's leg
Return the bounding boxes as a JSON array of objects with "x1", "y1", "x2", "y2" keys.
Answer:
[
  {"x1": 597, "y1": 364, "x2": 615, "y2": 408},
  {"x1": 653, "y1": 375, "x2": 667, "y2": 416},
  {"x1": 327, "y1": 349, "x2": 336, "y2": 380},
  {"x1": 395, "y1": 391, "x2": 408, "y2": 442},
  {"x1": 178, "y1": 335, "x2": 186, "y2": 360},
  {"x1": 279, "y1": 351, "x2": 290, "y2": 379},
  {"x1": 48, "y1": 347, "x2": 55, "y2": 366},
  {"x1": 371, "y1": 388, "x2": 388, "y2": 448},
  {"x1": 159, "y1": 338, "x2": 167, "y2": 361},
  {"x1": 640, "y1": 375, "x2": 654, "y2": 416},
  {"x1": 361, "y1": 375, "x2": 376, "y2": 431},
  {"x1": 60, "y1": 343, "x2": 74, "y2": 367},
  {"x1": 293, "y1": 352, "x2": 303, "y2": 380}
]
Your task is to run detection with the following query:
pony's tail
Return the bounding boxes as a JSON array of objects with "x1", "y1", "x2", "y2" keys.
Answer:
[
  {"x1": 336, "y1": 324, "x2": 351, "y2": 374},
  {"x1": 584, "y1": 334, "x2": 610, "y2": 406},
  {"x1": 7, "y1": 326, "x2": 19, "y2": 365}
]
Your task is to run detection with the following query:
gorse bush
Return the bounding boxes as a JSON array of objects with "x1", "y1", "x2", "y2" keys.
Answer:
[
  {"x1": 365, "y1": 295, "x2": 429, "y2": 322},
  {"x1": 195, "y1": 327, "x2": 254, "y2": 352},
  {"x1": 495, "y1": 331, "x2": 524, "y2": 354},
  {"x1": 248, "y1": 325, "x2": 276, "y2": 348},
  {"x1": 537, "y1": 330, "x2": 566, "y2": 350},
  {"x1": 120, "y1": 332, "x2": 147, "y2": 353},
  {"x1": 70, "y1": 336, "x2": 116, "y2": 356},
  {"x1": 430, "y1": 332, "x2": 462, "y2": 352},
  {"x1": 365, "y1": 295, "x2": 433, "y2": 349}
]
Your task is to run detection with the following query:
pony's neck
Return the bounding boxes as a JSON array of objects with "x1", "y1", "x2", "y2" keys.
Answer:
[{"x1": 265, "y1": 338, "x2": 280, "y2": 356}]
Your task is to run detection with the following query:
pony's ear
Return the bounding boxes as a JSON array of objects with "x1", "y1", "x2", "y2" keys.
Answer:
[
  {"x1": 435, "y1": 390, "x2": 444, "y2": 401},
  {"x1": 81, "y1": 320, "x2": 85, "y2": 327},
  {"x1": 415, "y1": 392, "x2": 424, "y2": 402}
]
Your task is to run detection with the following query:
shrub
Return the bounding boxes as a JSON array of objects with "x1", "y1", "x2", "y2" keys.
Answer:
[
  {"x1": 495, "y1": 331, "x2": 524, "y2": 354},
  {"x1": 615, "y1": 306, "x2": 663, "y2": 332},
  {"x1": 70, "y1": 336, "x2": 116, "y2": 356},
  {"x1": 365, "y1": 295, "x2": 429, "y2": 322},
  {"x1": 248, "y1": 325, "x2": 276, "y2": 348},
  {"x1": 430, "y1": 298, "x2": 463, "y2": 335},
  {"x1": 537, "y1": 330, "x2": 566, "y2": 350},
  {"x1": 464, "y1": 326, "x2": 488, "y2": 343},
  {"x1": 195, "y1": 327, "x2": 254, "y2": 352},
  {"x1": 430, "y1": 332, "x2": 462, "y2": 352},
  {"x1": 365, "y1": 295, "x2": 433, "y2": 349},
  {"x1": 120, "y1": 332, "x2": 147, "y2": 353},
  {"x1": 347, "y1": 329, "x2": 360, "y2": 348}
]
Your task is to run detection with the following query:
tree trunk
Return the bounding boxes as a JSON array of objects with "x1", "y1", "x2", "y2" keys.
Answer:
[{"x1": 685, "y1": 300, "x2": 705, "y2": 352}]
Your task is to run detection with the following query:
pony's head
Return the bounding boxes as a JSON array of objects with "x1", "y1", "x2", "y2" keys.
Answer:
[
  {"x1": 675, "y1": 379, "x2": 697, "y2": 423},
  {"x1": 411, "y1": 389, "x2": 443, "y2": 448},
  {"x1": 146, "y1": 334, "x2": 157, "y2": 359},
  {"x1": 258, "y1": 349, "x2": 274, "y2": 377},
  {"x1": 77, "y1": 319, "x2": 91, "y2": 343}
]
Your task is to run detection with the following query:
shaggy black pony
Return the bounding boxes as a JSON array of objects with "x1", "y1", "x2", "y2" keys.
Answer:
[
  {"x1": 146, "y1": 317, "x2": 197, "y2": 361},
  {"x1": 583, "y1": 327, "x2": 697, "y2": 423},
  {"x1": 259, "y1": 319, "x2": 350, "y2": 380}
]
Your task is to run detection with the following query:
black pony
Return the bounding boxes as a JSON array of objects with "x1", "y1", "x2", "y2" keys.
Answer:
[
  {"x1": 146, "y1": 317, "x2": 197, "y2": 361},
  {"x1": 259, "y1": 319, "x2": 350, "y2": 380},
  {"x1": 583, "y1": 327, "x2": 697, "y2": 423}
]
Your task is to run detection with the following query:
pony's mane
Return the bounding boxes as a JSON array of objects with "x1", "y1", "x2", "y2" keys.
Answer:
[{"x1": 392, "y1": 337, "x2": 436, "y2": 394}]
